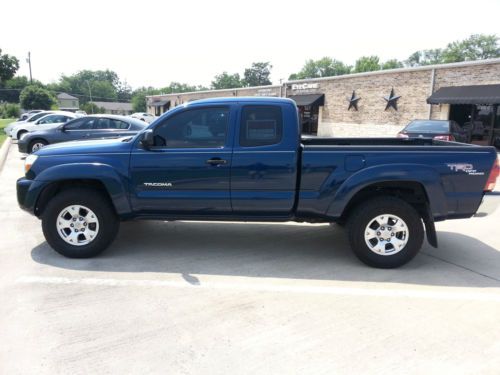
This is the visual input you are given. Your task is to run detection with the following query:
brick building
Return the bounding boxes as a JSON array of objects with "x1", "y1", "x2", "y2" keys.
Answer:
[{"x1": 147, "y1": 59, "x2": 500, "y2": 146}]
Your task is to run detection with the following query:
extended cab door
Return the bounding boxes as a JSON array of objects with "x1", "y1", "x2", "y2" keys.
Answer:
[
  {"x1": 230, "y1": 102, "x2": 300, "y2": 216},
  {"x1": 129, "y1": 105, "x2": 235, "y2": 214}
]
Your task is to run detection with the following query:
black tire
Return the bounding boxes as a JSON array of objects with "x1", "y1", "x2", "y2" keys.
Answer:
[
  {"x1": 28, "y1": 139, "x2": 48, "y2": 153},
  {"x1": 347, "y1": 196, "x2": 424, "y2": 268},
  {"x1": 41, "y1": 188, "x2": 119, "y2": 258}
]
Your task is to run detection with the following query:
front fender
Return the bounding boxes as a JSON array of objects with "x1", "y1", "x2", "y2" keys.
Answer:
[
  {"x1": 33, "y1": 163, "x2": 132, "y2": 215},
  {"x1": 325, "y1": 163, "x2": 448, "y2": 218}
]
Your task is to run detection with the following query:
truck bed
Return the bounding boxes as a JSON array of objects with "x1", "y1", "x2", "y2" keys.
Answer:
[{"x1": 301, "y1": 136, "x2": 473, "y2": 147}]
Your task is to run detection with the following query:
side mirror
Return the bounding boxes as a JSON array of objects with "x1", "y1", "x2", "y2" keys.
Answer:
[
  {"x1": 59, "y1": 124, "x2": 66, "y2": 132},
  {"x1": 140, "y1": 129, "x2": 154, "y2": 149}
]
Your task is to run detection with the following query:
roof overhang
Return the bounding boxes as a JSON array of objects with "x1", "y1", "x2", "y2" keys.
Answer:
[
  {"x1": 149, "y1": 100, "x2": 170, "y2": 107},
  {"x1": 288, "y1": 94, "x2": 325, "y2": 107},
  {"x1": 427, "y1": 84, "x2": 500, "y2": 105}
]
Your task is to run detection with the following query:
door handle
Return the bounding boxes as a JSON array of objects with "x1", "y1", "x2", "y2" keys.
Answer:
[{"x1": 206, "y1": 158, "x2": 227, "y2": 165}]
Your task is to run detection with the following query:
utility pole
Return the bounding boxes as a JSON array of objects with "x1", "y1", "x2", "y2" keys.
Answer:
[
  {"x1": 26, "y1": 52, "x2": 32, "y2": 84},
  {"x1": 86, "y1": 81, "x2": 93, "y2": 114}
]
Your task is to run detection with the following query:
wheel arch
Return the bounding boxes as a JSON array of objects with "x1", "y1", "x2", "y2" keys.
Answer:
[
  {"x1": 325, "y1": 164, "x2": 448, "y2": 220},
  {"x1": 33, "y1": 163, "x2": 132, "y2": 217}
]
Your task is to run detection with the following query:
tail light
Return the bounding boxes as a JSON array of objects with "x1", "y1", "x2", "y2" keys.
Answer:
[
  {"x1": 397, "y1": 132, "x2": 408, "y2": 138},
  {"x1": 433, "y1": 134, "x2": 455, "y2": 141},
  {"x1": 485, "y1": 158, "x2": 499, "y2": 192}
]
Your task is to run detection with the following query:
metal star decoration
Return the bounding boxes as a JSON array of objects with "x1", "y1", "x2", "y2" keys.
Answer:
[
  {"x1": 383, "y1": 88, "x2": 401, "y2": 111},
  {"x1": 347, "y1": 90, "x2": 361, "y2": 111}
]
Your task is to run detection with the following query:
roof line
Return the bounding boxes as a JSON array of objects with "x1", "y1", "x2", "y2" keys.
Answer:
[{"x1": 147, "y1": 58, "x2": 500, "y2": 99}]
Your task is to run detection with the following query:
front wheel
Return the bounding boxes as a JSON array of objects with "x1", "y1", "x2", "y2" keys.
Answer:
[
  {"x1": 41, "y1": 188, "x2": 119, "y2": 258},
  {"x1": 28, "y1": 139, "x2": 48, "y2": 153},
  {"x1": 347, "y1": 196, "x2": 424, "y2": 268}
]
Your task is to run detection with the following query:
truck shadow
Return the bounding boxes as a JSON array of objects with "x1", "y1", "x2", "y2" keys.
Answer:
[{"x1": 31, "y1": 221, "x2": 500, "y2": 288}]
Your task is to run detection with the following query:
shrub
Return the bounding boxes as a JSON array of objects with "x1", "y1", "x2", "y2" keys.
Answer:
[
  {"x1": 19, "y1": 85, "x2": 56, "y2": 110},
  {"x1": 0, "y1": 103, "x2": 21, "y2": 118}
]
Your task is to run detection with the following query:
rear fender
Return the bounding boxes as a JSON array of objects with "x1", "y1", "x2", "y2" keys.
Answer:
[{"x1": 325, "y1": 164, "x2": 447, "y2": 219}]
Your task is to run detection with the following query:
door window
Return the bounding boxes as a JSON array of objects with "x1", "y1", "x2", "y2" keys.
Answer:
[
  {"x1": 38, "y1": 115, "x2": 70, "y2": 124},
  {"x1": 153, "y1": 107, "x2": 229, "y2": 148},
  {"x1": 240, "y1": 106, "x2": 283, "y2": 147},
  {"x1": 64, "y1": 118, "x2": 95, "y2": 130},
  {"x1": 93, "y1": 118, "x2": 130, "y2": 130}
]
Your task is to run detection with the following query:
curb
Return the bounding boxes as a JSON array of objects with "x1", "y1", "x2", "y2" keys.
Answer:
[{"x1": 0, "y1": 137, "x2": 12, "y2": 173}]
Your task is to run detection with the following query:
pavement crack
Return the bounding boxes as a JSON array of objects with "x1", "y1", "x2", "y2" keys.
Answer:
[{"x1": 422, "y1": 252, "x2": 500, "y2": 283}]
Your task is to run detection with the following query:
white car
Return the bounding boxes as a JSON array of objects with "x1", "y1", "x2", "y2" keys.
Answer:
[
  {"x1": 130, "y1": 112, "x2": 156, "y2": 123},
  {"x1": 5, "y1": 111, "x2": 55, "y2": 136},
  {"x1": 11, "y1": 112, "x2": 78, "y2": 140}
]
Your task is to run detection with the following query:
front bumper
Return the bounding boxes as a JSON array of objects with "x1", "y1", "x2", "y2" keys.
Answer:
[
  {"x1": 475, "y1": 191, "x2": 500, "y2": 217},
  {"x1": 17, "y1": 139, "x2": 28, "y2": 153},
  {"x1": 17, "y1": 177, "x2": 36, "y2": 214}
]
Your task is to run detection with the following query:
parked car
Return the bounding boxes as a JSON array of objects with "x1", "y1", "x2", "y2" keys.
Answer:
[
  {"x1": 397, "y1": 120, "x2": 470, "y2": 143},
  {"x1": 130, "y1": 112, "x2": 156, "y2": 123},
  {"x1": 18, "y1": 110, "x2": 43, "y2": 121},
  {"x1": 10, "y1": 112, "x2": 78, "y2": 140},
  {"x1": 17, "y1": 97, "x2": 499, "y2": 269},
  {"x1": 18, "y1": 115, "x2": 147, "y2": 153},
  {"x1": 5, "y1": 110, "x2": 55, "y2": 136}
]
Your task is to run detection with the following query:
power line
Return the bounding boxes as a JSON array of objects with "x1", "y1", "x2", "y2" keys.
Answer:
[{"x1": 0, "y1": 88, "x2": 131, "y2": 102}]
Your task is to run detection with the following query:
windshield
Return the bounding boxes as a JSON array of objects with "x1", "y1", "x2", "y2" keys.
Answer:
[
  {"x1": 405, "y1": 120, "x2": 449, "y2": 133},
  {"x1": 27, "y1": 112, "x2": 52, "y2": 122}
]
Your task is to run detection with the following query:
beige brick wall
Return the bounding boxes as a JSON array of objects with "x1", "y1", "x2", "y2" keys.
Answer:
[
  {"x1": 317, "y1": 70, "x2": 432, "y2": 127},
  {"x1": 146, "y1": 60, "x2": 500, "y2": 137}
]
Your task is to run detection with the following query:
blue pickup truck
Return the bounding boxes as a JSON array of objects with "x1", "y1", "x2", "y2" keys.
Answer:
[{"x1": 17, "y1": 97, "x2": 500, "y2": 268}]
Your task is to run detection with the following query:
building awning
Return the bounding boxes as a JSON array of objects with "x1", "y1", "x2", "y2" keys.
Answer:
[
  {"x1": 288, "y1": 94, "x2": 325, "y2": 107},
  {"x1": 427, "y1": 84, "x2": 500, "y2": 105},
  {"x1": 150, "y1": 100, "x2": 170, "y2": 107}
]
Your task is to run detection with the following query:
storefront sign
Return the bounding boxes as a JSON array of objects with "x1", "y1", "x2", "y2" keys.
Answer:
[
  {"x1": 291, "y1": 83, "x2": 319, "y2": 91},
  {"x1": 255, "y1": 88, "x2": 277, "y2": 97}
]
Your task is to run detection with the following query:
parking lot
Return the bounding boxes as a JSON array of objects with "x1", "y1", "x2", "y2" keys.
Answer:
[{"x1": 1, "y1": 143, "x2": 500, "y2": 374}]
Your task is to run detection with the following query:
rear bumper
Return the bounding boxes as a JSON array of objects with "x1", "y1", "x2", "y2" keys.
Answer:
[{"x1": 474, "y1": 191, "x2": 500, "y2": 217}]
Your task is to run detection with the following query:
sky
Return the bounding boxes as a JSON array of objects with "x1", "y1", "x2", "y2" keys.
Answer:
[{"x1": 2, "y1": 0, "x2": 499, "y2": 90}]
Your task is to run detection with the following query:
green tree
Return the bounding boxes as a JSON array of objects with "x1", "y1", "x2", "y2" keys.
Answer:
[
  {"x1": 289, "y1": 57, "x2": 351, "y2": 80},
  {"x1": 19, "y1": 85, "x2": 56, "y2": 109},
  {"x1": 441, "y1": 34, "x2": 500, "y2": 62},
  {"x1": 353, "y1": 56, "x2": 381, "y2": 73},
  {"x1": 131, "y1": 86, "x2": 160, "y2": 112},
  {"x1": 50, "y1": 69, "x2": 123, "y2": 104},
  {"x1": 243, "y1": 62, "x2": 272, "y2": 86},
  {"x1": 160, "y1": 82, "x2": 202, "y2": 93},
  {"x1": 405, "y1": 49, "x2": 443, "y2": 67},
  {"x1": 0, "y1": 49, "x2": 19, "y2": 86},
  {"x1": 211, "y1": 72, "x2": 243, "y2": 89},
  {"x1": 381, "y1": 59, "x2": 404, "y2": 70},
  {"x1": 0, "y1": 75, "x2": 41, "y2": 103},
  {"x1": 116, "y1": 80, "x2": 132, "y2": 102},
  {"x1": 80, "y1": 102, "x2": 105, "y2": 114}
]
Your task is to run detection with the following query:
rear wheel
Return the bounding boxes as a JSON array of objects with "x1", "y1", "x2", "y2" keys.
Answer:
[
  {"x1": 28, "y1": 139, "x2": 48, "y2": 153},
  {"x1": 347, "y1": 196, "x2": 424, "y2": 268},
  {"x1": 41, "y1": 188, "x2": 119, "y2": 258}
]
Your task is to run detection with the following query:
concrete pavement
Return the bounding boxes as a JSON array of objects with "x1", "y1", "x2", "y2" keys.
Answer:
[{"x1": 1, "y1": 145, "x2": 500, "y2": 374}]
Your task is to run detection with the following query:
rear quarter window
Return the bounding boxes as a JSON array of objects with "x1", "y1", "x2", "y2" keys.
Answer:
[{"x1": 240, "y1": 105, "x2": 283, "y2": 147}]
